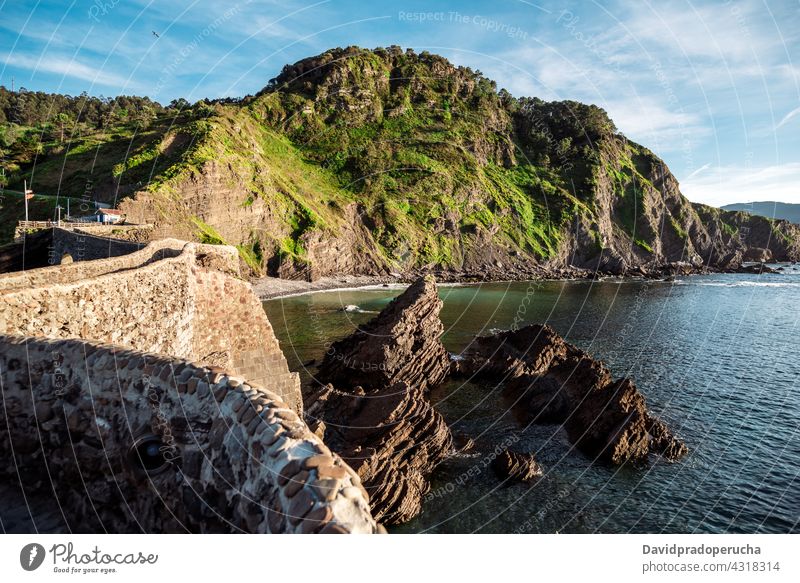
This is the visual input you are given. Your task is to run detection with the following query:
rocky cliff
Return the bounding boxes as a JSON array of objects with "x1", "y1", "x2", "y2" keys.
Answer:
[
  {"x1": 7, "y1": 46, "x2": 799, "y2": 277},
  {"x1": 308, "y1": 276, "x2": 453, "y2": 524}
]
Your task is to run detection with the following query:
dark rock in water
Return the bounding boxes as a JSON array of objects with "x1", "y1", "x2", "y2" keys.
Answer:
[
  {"x1": 455, "y1": 324, "x2": 687, "y2": 465},
  {"x1": 730, "y1": 263, "x2": 779, "y2": 274},
  {"x1": 307, "y1": 381, "x2": 452, "y2": 524},
  {"x1": 317, "y1": 275, "x2": 451, "y2": 392},
  {"x1": 662, "y1": 261, "x2": 700, "y2": 277},
  {"x1": 308, "y1": 276, "x2": 453, "y2": 524},
  {"x1": 505, "y1": 373, "x2": 570, "y2": 424},
  {"x1": 453, "y1": 432, "x2": 476, "y2": 453},
  {"x1": 743, "y1": 247, "x2": 773, "y2": 263},
  {"x1": 492, "y1": 449, "x2": 543, "y2": 482},
  {"x1": 456, "y1": 323, "x2": 568, "y2": 381},
  {"x1": 646, "y1": 414, "x2": 689, "y2": 460}
]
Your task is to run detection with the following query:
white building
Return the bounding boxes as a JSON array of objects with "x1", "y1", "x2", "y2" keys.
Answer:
[{"x1": 95, "y1": 209, "x2": 124, "y2": 224}]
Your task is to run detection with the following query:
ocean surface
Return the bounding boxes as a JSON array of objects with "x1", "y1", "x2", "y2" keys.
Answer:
[{"x1": 263, "y1": 267, "x2": 800, "y2": 533}]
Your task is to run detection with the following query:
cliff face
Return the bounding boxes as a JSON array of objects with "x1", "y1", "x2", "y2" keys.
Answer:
[
  {"x1": 308, "y1": 276, "x2": 453, "y2": 524},
  {"x1": 561, "y1": 138, "x2": 800, "y2": 273},
  {"x1": 12, "y1": 46, "x2": 799, "y2": 277}
]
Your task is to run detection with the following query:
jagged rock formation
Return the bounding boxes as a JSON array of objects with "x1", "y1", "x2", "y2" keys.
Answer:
[
  {"x1": 308, "y1": 276, "x2": 453, "y2": 524},
  {"x1": 307, "y1": 382, "x2": 452, "y2": 524},
  {"x1": 0, "y1": 336, "x2": 381, "y2": 533},
  {"x1": 316, "y1": 275, "x2": 451, "y2": 391},
  {"x1": 492, "y1": 450, "x2": 543, "y2": 482},
  {"x1": 454, "y1": 324, "x2": 687, "y2": 464}
]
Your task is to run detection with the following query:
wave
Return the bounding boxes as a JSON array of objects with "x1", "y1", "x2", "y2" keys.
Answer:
[
  {"x1": 675, "y1": 281, "x2": 800, "y2": 288},
  {"x1": 340, "y1": 304, "x2": 379, "y2": 314}
]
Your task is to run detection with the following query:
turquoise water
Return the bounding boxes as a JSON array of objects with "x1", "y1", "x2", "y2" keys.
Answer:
[{"x1": 264, "y1": 269, "x2": 800, "y2": 533}]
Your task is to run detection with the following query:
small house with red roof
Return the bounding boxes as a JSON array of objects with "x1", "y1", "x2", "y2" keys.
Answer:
[{"x1": 94, "y1": 208, "x2": 124, "y2": 224}]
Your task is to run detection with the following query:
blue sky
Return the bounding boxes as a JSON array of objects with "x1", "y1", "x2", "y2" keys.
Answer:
[{"x1": 1, "y1": 0, "x2": 798, "y2": 206}]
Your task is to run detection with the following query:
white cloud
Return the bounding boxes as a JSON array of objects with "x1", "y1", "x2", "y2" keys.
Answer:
[
  {"x1": 776, "y1": 105, "x2": 800, "y2": 130},
  {"x1": 602, "y1": 96, "x2": 710, "y2": 153},
  {"x1": 681, "y1": 163, "x2": 800, "y2": 206},
  {"x1": 684, "y1": 162, "x2": 711, "y2": 181},
  {"x1": 619, "y1": 0, "x2": 771, "y2": 64},
  {"x1": 2, "y1": 52, "x2": 134, "y2": 89}
]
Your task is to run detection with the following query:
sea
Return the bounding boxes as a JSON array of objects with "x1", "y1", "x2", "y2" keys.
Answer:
[{"x1": 263, "y1": 266, "x2": 800, "y2": 533}]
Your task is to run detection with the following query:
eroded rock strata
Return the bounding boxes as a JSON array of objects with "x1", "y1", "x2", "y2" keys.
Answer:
[
  {"x1": 307, "y1": 381, "x2": 452, "y2": 524},
  {"x1": 454, "y1": 324, "x2": 687, "y2": 464},
  {"x1": 316, "y1": 275, "x2": 451, "y2": 392},
  {"x1": 492, "y1": 450, "x2": 544, "y2": 483},
  {"x1": 309, "y1": 276, "x2": 453, "y2": 524}
]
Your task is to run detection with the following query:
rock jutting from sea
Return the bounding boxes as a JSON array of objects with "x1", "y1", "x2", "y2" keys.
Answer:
[
  {"x1": 307, "y1": 276, "x2": 454, "y2": 524},
  {"x1": 303, "y1": 275, "x2": 687, "y2": 525},
  {"x1": 452, "y1": 324, "x2": 688, "y2": 464}
]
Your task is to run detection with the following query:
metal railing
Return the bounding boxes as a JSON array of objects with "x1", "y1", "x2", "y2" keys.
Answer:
[{"x1": 16, "y1": 220, "x2": 128, "y2": 230}]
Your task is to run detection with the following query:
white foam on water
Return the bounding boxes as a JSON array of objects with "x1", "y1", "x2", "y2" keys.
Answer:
[{"x1": 676, "y1": 281, "x2": 800, "y2": 288}]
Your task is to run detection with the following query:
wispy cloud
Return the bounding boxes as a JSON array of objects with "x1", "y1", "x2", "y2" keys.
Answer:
[
  {"x1": 684, "y1": 162, "x2": 711, "y2": 181},
  {"x1": 776, "y1": 105, "x2": 800, "y2": 130},
  {"x1": 2, "y1": 52, "x2": 134, "y2": 89},
  {"x1": 681, "y1": 163, "x2": 800, "y2": 206},
  {"x1": 619, "y1": 0, "x2": 772, "y2": 64},
  {"x1": 603, "y1": 97, "x2": 709, "y2": 146}
]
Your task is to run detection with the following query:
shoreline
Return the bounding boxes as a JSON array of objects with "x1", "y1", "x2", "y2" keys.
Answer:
[
  {"x1": 253, "y1": 271, "x2": 667, "y2": 301},
  {"x1": 252, "y1": 262, "x2": 796, "y2": 301},
  {"x1": 252, "y1": 274, "x2": 402, "y2": 300}
]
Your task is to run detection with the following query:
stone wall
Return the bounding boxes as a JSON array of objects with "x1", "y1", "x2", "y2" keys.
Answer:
[
  {"x1": 0, "y1": 228, "x2": 151, "y2": 277},
  {"x1": 49, "y1": 227, "x2": 147, "y2": 264},
  {"x1": 0, "y1": 336, "x2": 380, "y2": 533},
  {"x1": 0, "y1": 239, "x2": 302, "y2": 414},
  {"x1": 0, "y1": 236, "x2": 184, "y2": 291},
  {"x1": 191, "y1": 268, "x2": 300, "y2": 405}
]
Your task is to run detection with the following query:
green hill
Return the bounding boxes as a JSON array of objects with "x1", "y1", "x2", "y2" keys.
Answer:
[{"x1": 2, "y1": 46, "x2": 798, "y2": 277}]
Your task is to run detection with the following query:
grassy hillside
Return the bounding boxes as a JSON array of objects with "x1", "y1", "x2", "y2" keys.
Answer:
[{"x1": 2, "y1": 46, "x2": 798, "y2": 274}]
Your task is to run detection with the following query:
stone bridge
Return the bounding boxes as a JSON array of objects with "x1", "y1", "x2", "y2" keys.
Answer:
[
  {"x1": 1, "y1": 227, "x2": 150, "y2": 272},
  {"x1": 0, "y1": 238, "x2": 381, "y2": 533}
]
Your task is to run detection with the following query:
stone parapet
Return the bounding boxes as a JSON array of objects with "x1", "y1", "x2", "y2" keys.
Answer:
[
  {"x1": 0, "y1": 336, "x2": 380, "y2": 533},
  {"x1": 0, "y1": 238, "x2": 301, "y2": 415}
]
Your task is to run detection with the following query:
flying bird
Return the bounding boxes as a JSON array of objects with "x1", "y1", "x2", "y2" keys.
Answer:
[{"x1": 152, "y1": 31, "x2": 160, "y2": 38}]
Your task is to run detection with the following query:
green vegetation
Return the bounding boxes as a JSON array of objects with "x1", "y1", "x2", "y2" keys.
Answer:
[
  {"x1": 236, "y1": 241, "x2": 264, "y2": 274},
  {"x1": 4, "y1": 46, "x2": 796, "y2": 268},
  {"x1": 720, "y1": 221, "x2": 738, "y2": 238},
  {"x1": 191, "y1": 217, "x2": 226, "y2": 245},
  {"x1": 669, "y1": 216, "x2": 688, "y2": 240}
]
